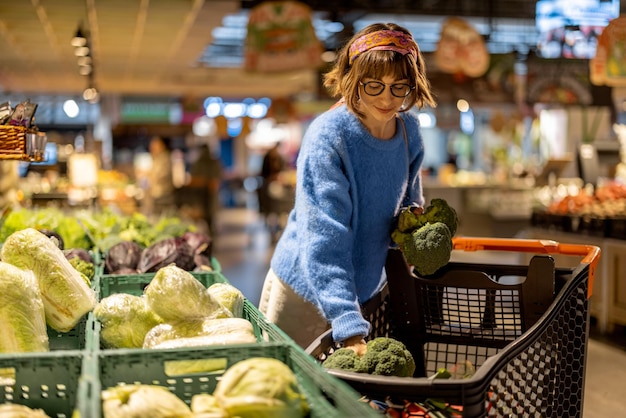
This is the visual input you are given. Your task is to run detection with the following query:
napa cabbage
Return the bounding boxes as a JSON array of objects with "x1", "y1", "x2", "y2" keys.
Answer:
[
  {"x1": 0, "y1": 261, "x2": 49, "y2": 353},
  {"x1": 0, "y1": 228, "x2": 97, "y2": 332},
  {"x1": 101, "y1": 384, "x2": 192, "y2": 418},
  {"x1": 213, "y1": 357, "x2": 308, "y2": 418},
  {"x1": 94, "y1": 293, "x2": 163, "y2": 349},
  {"x1": 143, "y1": 264, "x2": 230, "y2": 322}
]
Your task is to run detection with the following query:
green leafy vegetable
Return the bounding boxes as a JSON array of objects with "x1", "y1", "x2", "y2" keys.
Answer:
[
  {"x1": 0, "y1": 261, "x2": 49, "y2": 353},
  {"x1": 94, "y1": 293, "x2": 163, "y2": 349},
  {"x1": 207, "y1": 283, "x2": 245, "y2": 317},
  {"x1": 101, "y1": 384, "x2": 192, "y2": 418},
  {"x1": 0, "y1": 403, "x2": 51, "y2": 417},
  {"x1": 213, "y1": 357, "x2": 308, "y2": 418},
  {"x1": 144, "y1": 264, "x2": 230, "y2": 322},
  {"x1": 0, "y1": 228, "x2": 97, "y2": 332}
]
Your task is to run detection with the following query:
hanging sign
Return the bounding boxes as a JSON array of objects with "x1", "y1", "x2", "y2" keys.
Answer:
[
  {"x1": 434, "y1": 17, "x2": 490, "y2": 79},
  {"x1": 244, "y1": 1, "x2": 323, "y2": 72},
  {"x1": 590, "y1": 15, "x2": 626, "y2": 86}
]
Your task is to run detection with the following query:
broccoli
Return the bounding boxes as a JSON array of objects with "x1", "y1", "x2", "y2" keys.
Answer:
[
  {"x1": 397, "y1": 207, "x2": 421, "y2": 233},
  {"x1": 402, "y1": 222, "x2": 453, "y2": 277},
  {"x1": 417, "y1": 198, "x2": 459, "y2": 236},
  {"x1": 322, "y1": 348, "x2": 362, "y2": 372},
  {"x1": 360, "y1": 337, "x2": 416, "y2": 377},
  {"x1": 322, "y1": 338, "x2": 416, "y2": 378}
]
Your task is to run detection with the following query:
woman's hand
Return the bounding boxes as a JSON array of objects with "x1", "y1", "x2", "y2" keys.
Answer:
[{"x1": 342, "y1": 335, "x2": 367, "y2": 356}]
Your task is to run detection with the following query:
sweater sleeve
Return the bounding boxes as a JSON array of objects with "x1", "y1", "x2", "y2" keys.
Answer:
[
  {"x1": 402, "y1": 113, "x2": 426, "y2": 208},
  {"x1": 294, "y1": 119, "x2": 370, "y2": 342}
]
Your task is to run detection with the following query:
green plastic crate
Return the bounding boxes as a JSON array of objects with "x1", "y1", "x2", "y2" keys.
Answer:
[
  {"x1": 76, "y1": 342, "x2": 378, "y2": 418},
  {"x1": 47, "y1": 317, "x2": 88, "y2": 351},
  {"x1": 0, "y1": 350, "x2": 83, "y2": 418},
  {"x1": 90, "y1": 271, "x2": 295, "y2": 350}
]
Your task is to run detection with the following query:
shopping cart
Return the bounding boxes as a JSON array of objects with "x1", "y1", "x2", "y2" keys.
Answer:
[{"x1": 307, "y1": 237, "x2": 600, "y2": 417}]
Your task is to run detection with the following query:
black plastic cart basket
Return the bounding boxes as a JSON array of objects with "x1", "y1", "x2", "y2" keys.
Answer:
[{"x1": 307, "y1": 237, "x2": 600, "y2": 417}]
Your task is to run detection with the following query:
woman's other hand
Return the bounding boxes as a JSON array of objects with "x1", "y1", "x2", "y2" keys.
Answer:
[{"x1": 343, "y1": 335, "x2": 367, "y2": 356}]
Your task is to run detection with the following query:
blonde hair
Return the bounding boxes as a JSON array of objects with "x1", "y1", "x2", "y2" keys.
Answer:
[{"x1": 323, "y1": 23, "x2": 436, "y2": 119}]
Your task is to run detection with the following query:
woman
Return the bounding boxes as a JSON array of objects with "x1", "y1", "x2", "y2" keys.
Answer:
[{"x1": 259, "y1": 23, "x2": 436, "y2": 353}]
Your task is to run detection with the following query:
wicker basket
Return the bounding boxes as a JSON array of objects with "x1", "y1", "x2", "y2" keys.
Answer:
[{"x1": 0, "y1": 125, "x2": 45, "y2": 161}]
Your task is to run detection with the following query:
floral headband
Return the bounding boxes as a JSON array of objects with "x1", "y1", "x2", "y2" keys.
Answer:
[{"x1": 348, "y1": 30, "x2": 419, "y2": 65}]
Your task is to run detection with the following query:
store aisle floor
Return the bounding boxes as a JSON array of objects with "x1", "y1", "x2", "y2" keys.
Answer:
[{"x1": 212, "y1": 207, "x2": 626, "y2": 418}]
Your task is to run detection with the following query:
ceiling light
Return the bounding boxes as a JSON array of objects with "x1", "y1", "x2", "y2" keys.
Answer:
[
  {"x1": 74, "y1": 46, "x2": 90, "y2": 57},
  {"x1": 71, "y1": 27, "x2": 87, "y2": 47},
  {"x1": 78, "y1": 65, "x2": 92, "y2": 76},
  {"x1": 77, "y1": 56, "x2": 92, "y2": 66}
]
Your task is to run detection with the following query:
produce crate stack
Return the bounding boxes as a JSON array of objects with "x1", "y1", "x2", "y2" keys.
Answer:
[
  {"x1": 74, "y1": 262, "x2": 377, "y2": 417},
  {"x1": 307, "y1": 238, "x2": 600, "y2": 418},
  {"x1": 0, "y1": 231, "x2": 376, "y2": 417}
]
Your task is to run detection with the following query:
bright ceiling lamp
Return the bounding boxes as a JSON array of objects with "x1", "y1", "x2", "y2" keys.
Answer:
[{"x1": 63, "y1": 99, "x2": 80, "y2": 118}]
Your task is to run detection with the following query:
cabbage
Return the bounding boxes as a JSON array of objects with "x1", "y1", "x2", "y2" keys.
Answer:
[
  {"x1": 144, "y1": 264, "x2": 230, "y2": 322},
  {"x1": 94, "y1": 294, "x2": 163, "y2": 349},
  {"x1": 101, "y1": 384, "x2": 192, "y2": 418},
  {"x1": 137, "y1": 237, "x2": 195, "y2": 273},
  {"x1": 207, "y1": 283, "x2": 244, "y2": 317},
  {"x1": 213, "y1": 357, "x2": 308, "y2": 418},
  {"x1": 190, "y1": 394, "x2": 227, "y2": 418},
  {"x1": 143, "y1": 317, "x2": 254, "y2": 349},
  {"x1": 0, "y1": 228, "x2": 97, "y2": 332},
  {"x1": 0, "y1": 403, "x2": 51, "y2": 417},
  {"x1": 0, "y1": 262, "x2": 48, "y2": 353},
  {"x1": 105, "y1": 240, "x2": 143, "y2": 274}
]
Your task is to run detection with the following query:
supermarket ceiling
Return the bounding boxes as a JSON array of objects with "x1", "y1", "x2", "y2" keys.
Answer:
[{"x1": 0, "y1": 0, "x2": 544, "y2": 100}]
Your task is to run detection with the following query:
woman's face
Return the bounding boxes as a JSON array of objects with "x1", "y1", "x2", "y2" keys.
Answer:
[{"x1": 358, "y1": 74, "x2": 409, "y2": 128}]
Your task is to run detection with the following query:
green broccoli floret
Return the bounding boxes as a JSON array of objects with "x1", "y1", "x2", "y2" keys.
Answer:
[
  {"x1": 417, "y1": 198, "x2": 459, "y2": 236},
  {"x1": 397, "y1": 207, "x2": 421, "y2": 233},
  {"x1": 69, "y1": 257, "x2": 95, "y2": 281},
  {"x1": 359, "y1": 337, "x2": 416, "y2": 377},
  {"x1": 403, "y1": 222, "x2": 453, "y2": 277},
  {"x1": 322, "y1": 348, "x2": 361, "y2": 372}
]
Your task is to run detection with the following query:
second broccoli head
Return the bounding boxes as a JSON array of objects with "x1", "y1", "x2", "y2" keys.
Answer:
[
  {"x1": 392, "y1": 198, "x2": 458, "y2": 277},
  {"x1": 322, "y1": 337, "x2": 416, "y2": 378}
]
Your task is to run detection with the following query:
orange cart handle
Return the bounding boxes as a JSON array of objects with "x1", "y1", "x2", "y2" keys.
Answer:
[{"x1": 452, "y1": 237, "x2": 601, "y2": 298}]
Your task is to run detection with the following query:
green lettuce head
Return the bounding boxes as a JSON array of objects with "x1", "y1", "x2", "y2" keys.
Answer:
[
  {"x1": 0, "y1": 261, "x2": 49, "y2": 353},
  {"x1": 101, "y1": 384, "x2": 192, "y2": 418},
  {"x1": 0, "y1": 228, "x2": 96, "y2": 332},
  {"x1": 214, "y1": 357, "x2": 308, "y2": 418},
  {"x1": 94, "y1": 293, "x2": 163, "y2": 349},
  {"x1": 144, "y1": 264, "x2": 230, "y2": 322}
]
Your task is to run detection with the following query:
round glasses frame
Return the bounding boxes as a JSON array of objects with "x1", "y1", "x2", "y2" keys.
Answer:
[{"x1": 359, "y1": 81, "x2": 415, "y2": 98}]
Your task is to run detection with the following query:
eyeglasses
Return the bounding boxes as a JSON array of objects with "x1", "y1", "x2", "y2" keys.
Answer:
[{"x1": 359, "y1": 81, "x2": 415, "y2": 98}]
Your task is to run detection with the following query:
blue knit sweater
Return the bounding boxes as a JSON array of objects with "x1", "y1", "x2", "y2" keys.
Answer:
[{"x1": 270, "y1": 105, "x2": 425, "y2": 342}]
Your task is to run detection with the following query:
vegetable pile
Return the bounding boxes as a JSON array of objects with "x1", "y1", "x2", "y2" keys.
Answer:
[
  {"x1": 101, "y1": 357, "x2": 309, "y2": 418},
  {"x1": 0, "y1": 228, "x2": 96, "y2": 353},
  {"x1": 391, "y1": 198, "x2": 459, "y2": 276},
  {"x1": 322, "y1": 337, "x2": 416, "y2": 378},
  {"x1": 94, "y1": 264, "x2": 253, "y2": 350}
]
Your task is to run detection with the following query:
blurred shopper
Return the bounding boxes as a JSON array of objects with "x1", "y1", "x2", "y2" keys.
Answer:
[
  {"x1": 257, "y1": 142, "x2": 286, "y2": 234},
  {"x1": 147, "y1": 136, "x2": 175, "y2": 216},
  {"x1": 188, "y1": 143, "x2": 223, "y2": 238},
  {"x1": 259, "y1": 23, "x2": 436, "y2": 350}
]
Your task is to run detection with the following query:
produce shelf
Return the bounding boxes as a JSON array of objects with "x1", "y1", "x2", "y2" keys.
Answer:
[
  {"x1": 90, "y1": 270, "x2": 296, "y2": 350},
  {"x1": 75, "y1": 342, "x2": 378, "y2": 418}
]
